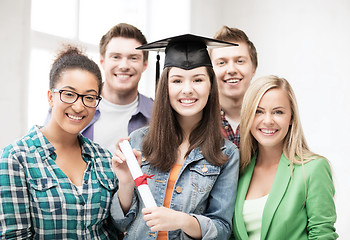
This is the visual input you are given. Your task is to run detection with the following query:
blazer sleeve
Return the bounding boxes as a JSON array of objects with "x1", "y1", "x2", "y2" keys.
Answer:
[{"x1": 305, "y1": 158, "x2": 338, "y2": 239}]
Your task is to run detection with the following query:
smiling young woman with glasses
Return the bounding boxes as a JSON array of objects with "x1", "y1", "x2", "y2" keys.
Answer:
[{"x1": 0, "y1": 45, "x2": 119, "y2": 239}]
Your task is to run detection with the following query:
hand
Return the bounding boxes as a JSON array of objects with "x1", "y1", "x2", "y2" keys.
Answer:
[
  {"x1": 142, "y1": 206, "x2": 185, "y2": 232},
  {"x1": 112, "y1": 138, "x2": 143, "y2": 214},
  {"x1": 112, "y1": 138, "x2": 142, "y2": 185},
  {"x1": 142, "y1": 207, "x2": 202, "y2": 238}
]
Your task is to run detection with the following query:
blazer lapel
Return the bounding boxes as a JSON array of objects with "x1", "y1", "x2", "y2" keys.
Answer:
[
  {"x1": 234, "y1": 156, "x2": 256, "y2": 240},
  {"x1": 261, "y1": 154, "x2": 292, "y2": 239}
]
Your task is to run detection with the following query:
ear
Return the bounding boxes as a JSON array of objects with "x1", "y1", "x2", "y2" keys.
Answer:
[
  {"x1": 252, "y1": 67, "x2": 257, "y2": 78},
  {"x1": 100, "y1": 55, "x2": 105, "y2": 67},
  {"x1": 48, "y1": 89, "x2": 54, "y2": 108},
  {"x1": 142, "y1": 60, "x2": 148, "y2": 73}
]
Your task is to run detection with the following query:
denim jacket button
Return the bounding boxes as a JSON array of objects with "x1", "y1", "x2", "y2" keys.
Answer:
[
  {"x1": 202, "y1": 167, "x2": 208, "y2": 173},
  {"x1": 175, "y1": 186, "x2": 182, "y2": 193}
]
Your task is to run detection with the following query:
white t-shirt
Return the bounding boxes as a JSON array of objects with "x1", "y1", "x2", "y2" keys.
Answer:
[
  {"x1": 94, "y1": 97, "x2": 138, "y2": 153},
  {"x1": 243, "y1": 194, "x2": 269, "y2": 240}
]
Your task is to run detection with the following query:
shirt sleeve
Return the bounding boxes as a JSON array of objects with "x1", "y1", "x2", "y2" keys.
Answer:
[
  {"x1": 306, "y1": 158, "x2": 338, "y2": 239},
  {"x1": 110, "y1": 189, "x2": 140, "y2": 233},
  {"x1": 0, "y1": 149, "x2": 33, "y2": 239}
]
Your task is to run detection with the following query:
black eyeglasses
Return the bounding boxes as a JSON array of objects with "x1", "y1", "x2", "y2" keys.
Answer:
[{"x1": 52, "y1": 89, "x2": 102, "y2": 108}]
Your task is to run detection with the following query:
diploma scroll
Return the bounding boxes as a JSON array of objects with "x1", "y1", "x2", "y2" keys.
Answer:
[{"x1": 119, "y1": 140, "x2": 157, "y2": 208}]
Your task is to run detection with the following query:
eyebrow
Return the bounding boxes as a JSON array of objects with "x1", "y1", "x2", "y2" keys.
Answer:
[
  {"x1": 108, "y1": 52, "x2": 143, "y2": 57},
  {"x1": 61, "y1": 86, "x2": 98, "y2": 94},
  {"x1": 257, "y1": 106, "x2": 286, "y2": 110},
  {"x1": 169, "y1": 74, "x2": 183, "y2": 78},
  {"x1": 193, "y1": 74, "x2": 206, "y2": 77},
  {"x1": 169, "y1": 74, "x2": 206, "y2": 78}
]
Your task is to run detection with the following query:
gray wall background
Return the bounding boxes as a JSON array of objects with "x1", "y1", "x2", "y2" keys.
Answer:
[{"x1": 1, "y1": 0, "x2": 349, "y2": 237}]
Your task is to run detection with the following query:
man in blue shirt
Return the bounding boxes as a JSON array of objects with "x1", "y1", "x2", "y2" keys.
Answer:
[
  {"x1": 45, "y1": 23, "x2": 153, "y2": 153},
  {"x1": 85, "y1": 23, "x2": 153, "y2": 153}
]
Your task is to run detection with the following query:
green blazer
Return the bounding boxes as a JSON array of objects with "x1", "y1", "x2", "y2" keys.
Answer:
[{"x1": 232, "y1": 154, "x2": 338, "y2": 240}]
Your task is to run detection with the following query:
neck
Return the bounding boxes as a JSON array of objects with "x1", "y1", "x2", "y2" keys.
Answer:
[
  {"x1": 220, "y1": 95, "x2": 242, "y2": 122},
  {"x1": 177, "y1": 114, "x2": 201, "y2": 139},
  {"x1": 101, "y1": 87, "x2": 138, "y2": 105},
  {"x1": 256, "y1": 145, "x2": 283, "y2": 167},
  {"x1": 41, "y1": 124, "x2": 80, "y2": 149}
]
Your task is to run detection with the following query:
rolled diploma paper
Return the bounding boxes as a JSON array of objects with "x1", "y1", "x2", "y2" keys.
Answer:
[{"x1": 119, "y1": 140, "x2": 157, "y2": 208}]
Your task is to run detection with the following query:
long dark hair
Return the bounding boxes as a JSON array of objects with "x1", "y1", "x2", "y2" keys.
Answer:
[{"x1": 142, "y1": 66, "x2": 228, "y2": 172}]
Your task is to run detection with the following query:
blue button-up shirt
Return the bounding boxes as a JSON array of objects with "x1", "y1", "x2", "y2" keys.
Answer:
[
  {"x1": 0, "y1": 126, "x2": 118, "y2": 239},
  {"x1": 111, "y1": 127, "x2": 240, "y2": 240}
]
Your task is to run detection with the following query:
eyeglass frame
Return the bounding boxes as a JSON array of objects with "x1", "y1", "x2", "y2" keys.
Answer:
[{"x1": 51, "y1": 88, "x2": 102, "y2": 108}]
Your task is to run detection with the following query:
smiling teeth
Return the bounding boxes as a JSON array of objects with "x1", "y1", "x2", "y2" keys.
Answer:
[
  {"x1": 117, "y1": 75, "x2": 130, "y2": 79},
  {"x1": 226, "y1": 79, "x2": 240, "y2": 83},
  {"x1": 181, "y1": 99, "x2": 195, "y2": 104},
  {"x1": 261, "y1": 129, "x2": 276, "y2": 134},
  {"x1": 68, "y1": 114, "x2": 83, "y2": 120}
]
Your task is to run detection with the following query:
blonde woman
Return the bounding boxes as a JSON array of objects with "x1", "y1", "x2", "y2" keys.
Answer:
[{"x1": 232, "y1": 75, "x2": 338, "y2": 239}]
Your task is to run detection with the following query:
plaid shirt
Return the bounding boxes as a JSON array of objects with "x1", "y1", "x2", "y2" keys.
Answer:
[
  {"x1": 0, "y1": 126, "x2": 118, "y2": 239},
  {"x1": 221, "y1": 110, "x2": 240, "y2": 149}
]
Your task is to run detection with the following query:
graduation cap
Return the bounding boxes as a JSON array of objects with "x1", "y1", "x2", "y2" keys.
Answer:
[{"x1": 136, "y1": 34, "x2": 238, "y2": 86}]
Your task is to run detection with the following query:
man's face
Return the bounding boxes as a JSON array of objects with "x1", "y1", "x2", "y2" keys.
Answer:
[
  {"x1": 211, "y1": 42, "x2": 256, "y2": 103},
  {"x1": 100, "y1": 37, "x2": 148, "y2": 96}
]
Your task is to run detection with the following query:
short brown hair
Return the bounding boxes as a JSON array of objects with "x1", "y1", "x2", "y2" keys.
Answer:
[
  {"x1": 99, "y1": 23, "x2": 148, "y2": 62},
  {"x1": 214, "y1": 25, "x2": 258, "y2": 70}
]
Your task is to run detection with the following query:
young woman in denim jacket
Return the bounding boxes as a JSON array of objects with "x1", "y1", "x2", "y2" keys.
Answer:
[{"x1": 110, "y1": 35, "x2": 240, "y2": 240}]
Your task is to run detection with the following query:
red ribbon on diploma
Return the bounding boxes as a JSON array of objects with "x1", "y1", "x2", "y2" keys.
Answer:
[{"x1": 134, "y1": 174, "x2": 154, "y2": 187}]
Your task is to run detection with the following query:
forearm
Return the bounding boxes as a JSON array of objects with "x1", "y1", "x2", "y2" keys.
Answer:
[
  {"x1": 179, "y1": 212, "x2": 202, "y2": 239},
  {"x1": 117, "y1": 182, "x2": 135, "y2": 214}
]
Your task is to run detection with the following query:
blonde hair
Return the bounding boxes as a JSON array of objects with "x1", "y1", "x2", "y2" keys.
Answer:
[{"x1": 240, "y1": 75, "x2": 321, "y2": 172}]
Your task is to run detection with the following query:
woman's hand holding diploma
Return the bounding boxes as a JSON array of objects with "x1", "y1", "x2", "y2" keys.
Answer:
[{"x1": 112, "y1": 138, "x2": 157, "y2": 214}]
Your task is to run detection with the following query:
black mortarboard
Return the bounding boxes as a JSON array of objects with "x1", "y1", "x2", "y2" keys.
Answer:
[{"x1": 136, "y1": 34, "x2": 238, "y2": 86}]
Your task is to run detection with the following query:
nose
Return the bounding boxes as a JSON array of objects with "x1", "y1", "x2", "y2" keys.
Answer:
[
  {"x1": 181, "y1": 81, "x2": 193, "y2": 95},
  {"x1": 71, "y1": 97, "x2": 85, "y2": 112},
  {"x1": 118, "y1": 57, "x2": 129, "y2": 71},
  {"x1": 227, "y1": 61, "x2": 237, "y2": 75},
  {"x1": 262, "y1": 113, "x2": 274, "y2": 125}
]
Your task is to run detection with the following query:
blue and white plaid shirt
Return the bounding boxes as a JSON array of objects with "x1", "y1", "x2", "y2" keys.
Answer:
[{"x1": 0, "y1": 126, "x2": 118, "y2": 239}]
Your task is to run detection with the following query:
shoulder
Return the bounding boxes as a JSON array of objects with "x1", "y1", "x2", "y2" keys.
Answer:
[
  {"x1": 129, "y1": 127, "x2": 149, "y2": 150},
  {"x1": 296, "y1": 157, "x2": 332, "y2": 174},
  {"x1": 1, "y1": 126, "x2": 43, "y2": 160},
  {"x1": 137, "y1": 93, "x2": 154, "y2": 119},
  {"x1": 222, "y1": 138, "x2": 239, "y2": 156},
  {"x1": 290, "y1": 157, "x2": 334, "y2": 188},
  {"x1": 138, "y1": 93, "x2": 154, "y2": 105},
  {"x1": 303, "y1": 157, "x2": 333, "y2": 179},
  {"x1": 221, "y1": 138, "x2": 239, "y2": 168},
  {"x1": 80, "y1": 134, "x2": 112, "y2": 158},
  {"x1": 129, "y1": 127, "x2": 149, "y2": 139}
]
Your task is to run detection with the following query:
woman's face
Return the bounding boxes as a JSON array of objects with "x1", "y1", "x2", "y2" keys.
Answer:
[
  {"x1": 250, "y1": 88, "x2": 292, "y2": 151},
  {"x1": 168, "y1": 66, "x2": 211, "y2": 122},
  {"x1": 49, "y1": 69, "x2": 99, "y2": 135}
]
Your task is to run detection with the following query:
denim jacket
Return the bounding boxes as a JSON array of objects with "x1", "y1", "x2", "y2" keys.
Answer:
[{"x1": 111, "y1": 127, "x2": 239, "y2": 240}]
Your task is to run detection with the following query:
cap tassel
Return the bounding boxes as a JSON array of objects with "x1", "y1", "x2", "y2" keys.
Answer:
[{"x1": 155, "y1": 52, "x2": 160, "y2": 90}]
